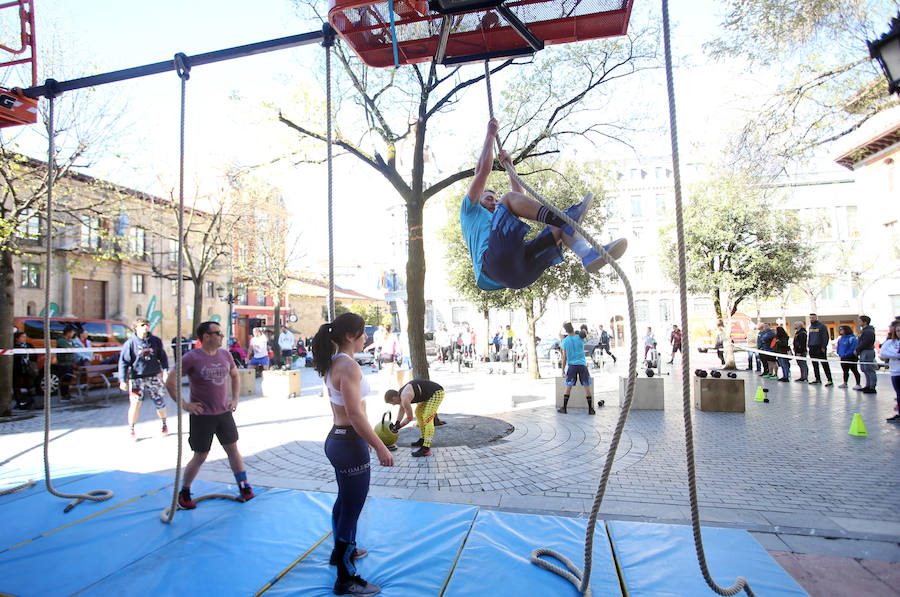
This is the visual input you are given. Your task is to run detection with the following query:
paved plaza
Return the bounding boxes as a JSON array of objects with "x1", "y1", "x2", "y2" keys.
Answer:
[{"x1": 2, "y1": 350, "x2": 899, "y2": 595}]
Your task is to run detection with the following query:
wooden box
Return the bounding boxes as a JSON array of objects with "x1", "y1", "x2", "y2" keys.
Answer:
[
  {"x1": 555, "y1": 377, "x2": 595, "y2": 408},
  {"x1": 619, "y1": 376, "x2": 664, "y2": 410},
  {"x1": 237, "y1": 368, "x2": 256, "y2": 396},
  {"x1": 261, "y1": 369, "x2": 302, "y2": 398},
  {"x1": 693, "y1": 377, "x2": 745, "y2": 412}
]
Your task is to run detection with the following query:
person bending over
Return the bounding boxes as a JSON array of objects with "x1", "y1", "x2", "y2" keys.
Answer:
[
  {"x1": 384, "y1": 379, "x2": 445, "y2": 457},
  {"x1": 460, "y1": 118, "x2": 627, "y2": 291}
]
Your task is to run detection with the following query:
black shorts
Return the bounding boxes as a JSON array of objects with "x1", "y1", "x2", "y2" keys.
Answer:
[{"x1": 189, "y1": 412, "x2": 239, "y2": 453}]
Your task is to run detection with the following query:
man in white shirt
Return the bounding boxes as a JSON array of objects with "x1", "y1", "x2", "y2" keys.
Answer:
[
  {"x1": 278, "y1": 328, "x2": 295, "y2": 368},
  {"x1": 248, "y1": 327, "x2": 270, "y2": 371}
]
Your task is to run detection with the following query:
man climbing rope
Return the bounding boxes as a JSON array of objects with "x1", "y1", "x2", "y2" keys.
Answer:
[{"x1": 460, "y1": 118, "x2": 627, "y2": 291}]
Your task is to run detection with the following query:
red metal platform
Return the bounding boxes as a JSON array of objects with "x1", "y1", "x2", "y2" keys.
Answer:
[{"x1": 328, "y1": 0, "x2": 634, "y2": 67}]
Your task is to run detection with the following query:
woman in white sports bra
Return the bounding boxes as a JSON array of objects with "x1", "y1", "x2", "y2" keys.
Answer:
[{"x1": 311, "y1": 312, "x2": 393, "y2": 597}]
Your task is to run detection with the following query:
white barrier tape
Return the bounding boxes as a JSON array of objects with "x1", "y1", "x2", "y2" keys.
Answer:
[
  {"x1": 735, "y1": 346, "x2": 894, "y2": 371},
  {"x1": 0, "y1": 346, "x2": 123, "y2": 355}
]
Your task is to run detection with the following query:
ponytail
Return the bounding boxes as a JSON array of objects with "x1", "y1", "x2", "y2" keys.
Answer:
[{"x1": 311, "y1": 312, "x2": 366, "y2": 377}]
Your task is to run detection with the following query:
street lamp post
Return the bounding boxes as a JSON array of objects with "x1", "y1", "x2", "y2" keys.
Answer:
[
  {"x1": 869, "y1": 13, "x2": 900, "y2": 95},
  {"x1": 217, "y1": 283, "x2": 237, "y2": 341}
]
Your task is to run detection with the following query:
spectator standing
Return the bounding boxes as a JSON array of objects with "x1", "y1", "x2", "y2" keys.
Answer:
[
  {"x1": 879, "y1": 320, "x2": 900, "y2": 422},
  {"x1": 13, "y1": 331, "x2": 38, "y2": 409},
  {"x1": 248, "y1": 327, "x2": 270, "y2": 371},
  {"x1": 773, "y1": 326, "x2": 791, "y2": 382},
  {"x1": 506, "y1": 325, "x2": 514, "y2": 349},
  {"x1": 668, "y1": 324, "x2": 682, "y2": 364},
  {"x1": 643, "y1": 327, "x2": 656, "y2": 361},
  {"x1": 746, "y1": 324, "x2": 760, "y2": 372},
  {"x1": 165, "y1": 321, "x2": 254, "y2": 509},
  {"x1": 792, "y1": 321, "x2": 809, "y2": 382},
  {"x1": 278, "y1": 327, "x2": 295, "y2": 368},
  {"x1": 836, "y1": 325, "x2": 861, "y2": 389},
  {"x1": 118, "y1": 318, "x2": 170, "y2": 439},
  {"x1": 807, "y1": 313, "x2": 833, "y2": 386},
  {"x1": 54, "y1": 325, "x2": 77, "y2": 400},
  {"x1": 491, "y1": 329, "x2": 502, "y2": 360},
  {"x1": 758, "y1": 323, "x2": 775, "y2": 378},
  {"x1": 855, "y1": 315, "x2": 877, "y2": 394},
  {"x1": 597, "y1": 325, "x2": 616, "y2": 363},
  {"x1": 715, "y1": 329, "x2": 725, "y2": 366}
]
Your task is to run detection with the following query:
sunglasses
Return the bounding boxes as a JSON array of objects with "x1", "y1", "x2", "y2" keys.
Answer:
[{"x1": 207, "y1": 331, "x2": 224, "y2": 337}]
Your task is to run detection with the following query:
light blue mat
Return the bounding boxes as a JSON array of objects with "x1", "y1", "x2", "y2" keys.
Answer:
[
  {"x1": 608, "y1": 520, "x2": 808, "y2": 596},
  {"x1": 443, "y1": 509, "x2": 622, "y2": 597},
  {"x1": 264, "y1": 496, "x2": 479, "y2": 596},
  {"x1": 81, "y1": 487, "x2": 332, "y2": 597}
]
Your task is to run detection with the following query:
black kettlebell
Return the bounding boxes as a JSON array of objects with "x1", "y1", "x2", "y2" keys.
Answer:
[
  {"x1": 763, "y1": 398, "x2": 770, "y2": 403},
  {"x1": 695, "y1": 369, "x2": 708, "y2": 378},
  {"x1": 646, "y1": 368, "x2": 654, "y2": 377},
  {"x1": 710, "y1": 370, "x2": 722, "y2": 378},
  {"x1": 727, "y1": 372, "x2": 737, "y2": 379},
  {"x1": 762, "y1": 388, "x2": 769, "y2": 393}
]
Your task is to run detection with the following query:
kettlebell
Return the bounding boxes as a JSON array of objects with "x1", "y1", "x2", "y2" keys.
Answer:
[
  {"x1": 374, "y1": 412, "x2": 398, "y2": 447},
  {"x1": 710, "y1": 370, "x2": 722, "y2": 378},
  {"x1": 646, "y1": 368, "x2": 654, "y2": 377},
  {"x1": 727, "y1": 372, "x2": 737, "y2": 379},
  {"x1": 695, "y1": 369, "x2": 708, "y2": 378}
]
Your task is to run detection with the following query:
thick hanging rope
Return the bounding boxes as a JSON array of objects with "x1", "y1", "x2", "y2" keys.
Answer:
[
  {"x1": 482, "y1": 62, "x2": 638, "y2": 596},
  {"x1": 324, "y1": 27, "x2": 336, "y2": 321},
  {"x1": 662, "y1": 1, "x2": 753, "y2": 594},
  {"x1": 38, "y1": 85, "x2": 113, "y2": 513},
  {"x1": 160, "y1": 55, "x2": 240, "y2": 523}
]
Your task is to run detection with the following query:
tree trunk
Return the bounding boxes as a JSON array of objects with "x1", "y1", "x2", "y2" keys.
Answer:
[
  {"x1": 523, "y1": 299, "x2": 540, "y2": 380},
  {"x1": 481, "y1": 308, "x2": 490, "y2": 358},
  {"x1": 192, "y1": 275, "x2": 204, "y2": 340},
  {"x1": 713, "y1": 288, "x2": 736, "y2": 369},
  {"x1": 273, "y1": 296, "x2": 282, "y2": 367},
  {"x1": 0, "y1": 250, "x2": 15, "y2": 416},
  {"x1": 407, "y1": 197, "x2": 429, "y2": 380}
]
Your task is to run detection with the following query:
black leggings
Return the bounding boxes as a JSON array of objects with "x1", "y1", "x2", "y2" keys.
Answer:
[
  {"x1": 840, "y1": 356, "x2": 860, "y2": 385},
  {"x1": 325, "y1": 426, "x2": 370, "y2": 580}
]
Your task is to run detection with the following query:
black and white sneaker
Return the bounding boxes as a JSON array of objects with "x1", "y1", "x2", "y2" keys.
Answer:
[
  {"x1": 333, "y1": 575, "x2": 380, "y2": 596},
  {"x1": 411, "y1": 446, "x2": 432, "y2": 457}
]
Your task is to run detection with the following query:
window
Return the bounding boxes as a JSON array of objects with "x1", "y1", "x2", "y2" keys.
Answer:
[
  {"x1": 819, "y1": 284, "x2": 834, "y2": 300},
  {"x1": 630, "y1": 168, "x2": 638, "y2": 180},
  {"x1": 131, "y1": 274, "x2": 145, "y2": 294},
  {"x1": 80, "y1": 217, "x2": 101, "y2": 249},
  {"x1": 169, "y1": 239, "x2": 179, "y2": 262},
  {"x1": 237, "y1": 284, "x2": 248, "y2": 306},
  {"x1": 660, "y1": 299, "x2": 673, "y2": 322},
  {"x1": 816, "y1": 209, "x2": 833, "y2": 239},
  {"x1": 846, "y1": 206, "x2": 859, "y2": 238},
  {"x1": 171, "y1": 279, "x2": 178, "y2": 296},
  {"x1": 256, "y1": 288, "x2": 266, "y2": 306},
  {"x1": 81, "y1": 322, "x2": 109, "y2": 343},
  {"x1": 631, "y1": 196, "x2": 642, "y2": 217},
  {"x1": 26, "y1": 301, "x2": 36, "y2": 315},
  {"x1": 655, "y1": 167, "x2": 664, "y2": 179},
  {"x1": 206, "y1": 281, "x2": 216, "y2": 298},
  {"x1": 569, "y1": 302, "x2": 588, "y2": 326},
  {"x1": 17, "y1": 209, "x2": 41, "y2": 239},
  {"x1": 608, "y1": 228, "x2": 618, "y2": 240},
  {"x1": 633, "y1": 227, "x2": 643, "y2": 241},
  {"x1": 691, "y1": 297, "x2": 713, "y2": 313},
  {"x1": 891, "y1": 294, "x2": 900, "y2": 316},
  {"x1": 112, "y1": 323, "x2": 130, "y2": 344},
  {"x1": 136, "y1": 304, "x2": 142, "y2": 316},
  {"x1": 634, "y1": 260, "x2": 645, "y2": 276},
  {"x1": 635, "y1": 299, "x2": 649, "y2": 321},
  {"x1": 656, "y1": 195, "x2": 667, "y2": 216},
  {"x1": 129, "y1": 227, "x2": 145, "y2": 256},
  {"x1": 21, "y1": 263, "x2": 40, "y2": 288},
  {"x1": 451, "y1": 306, "x2": 468, "y2": 325}
]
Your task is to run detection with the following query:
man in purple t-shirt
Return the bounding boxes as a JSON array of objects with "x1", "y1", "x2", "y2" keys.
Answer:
[{"x1": 165, "y1": 320, "x2": 254, "y2": 509}]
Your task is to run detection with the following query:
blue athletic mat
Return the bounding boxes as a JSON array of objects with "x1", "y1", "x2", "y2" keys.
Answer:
[
  {"x1": 443, "y1": 510, "x2": 622, "y2": 597},
  {"x1": 0, "y1": 476, "x2": 249, "y2": 597},
  {"x1": 608, "y1": 520, "x2": 808, "y2": 596},
  {"x1": 0, "y1": 470, "x2": 170, "y2": 553},
  {"x1": 80, "y1": 487, "x2": 333, "y2": 597},
  {"x1": 263, "y1": 496, "x2": 479, "y2": 596}
]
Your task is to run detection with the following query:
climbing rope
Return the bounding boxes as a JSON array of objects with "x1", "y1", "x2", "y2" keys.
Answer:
[
  {"x1": 661, "y1": 1, "x2": 752, "y2": 593},
  {"x1": 324, "y1": 26, "x2": 336, "y2": 321},
  {"x1": 39, "y1": 85, "x2": 113, "y2": 513},
  {"x1": 483, "y1": 61, "x2": 638, "y2": 596},
  {"x1": 160, "y1": 54, "x2": 245, "y2": 523}
]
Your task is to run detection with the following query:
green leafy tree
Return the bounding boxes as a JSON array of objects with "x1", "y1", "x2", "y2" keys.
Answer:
[
  {"x1": 706, "y1": 0, "x2": 900, "y2": 166},
  {"x1": 443, "y1": 159, "x2": 613, "y2": 378},
  {"x1": 277, "y1": 2, "x2": 658, "y2": 381},
  {"x1": 659, "y1": 174, "x2": 815, "y2": 368}
]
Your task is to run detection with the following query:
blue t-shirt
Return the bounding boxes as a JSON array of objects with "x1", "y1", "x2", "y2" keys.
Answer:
[
  {"x1": 459, "y1": 195, "x2": 504, "y2": 291},
  {"x1": 561, "y1": 334, "x2": 586, "y2": 366}
]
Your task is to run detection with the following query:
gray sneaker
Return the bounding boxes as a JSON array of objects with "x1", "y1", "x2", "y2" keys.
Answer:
[{"x1": 334, "y1": 576, "x2": 380, "y2": 596}]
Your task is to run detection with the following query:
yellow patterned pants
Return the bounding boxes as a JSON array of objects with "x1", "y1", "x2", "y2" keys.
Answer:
[{"x1": 414, "y1": 390, "x2": 444, "y2": 448}]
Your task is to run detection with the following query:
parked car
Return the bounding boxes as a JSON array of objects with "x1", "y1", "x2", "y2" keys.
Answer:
[
  {"x1": 424, "y1": 331, "x2": 437, "y2": 356},
  {"x1": 536, "y1": 334, "x2": 601, "y2": 368},
  {"x1": 13, "y1": 316, "x2": 131, "y2": 394}
]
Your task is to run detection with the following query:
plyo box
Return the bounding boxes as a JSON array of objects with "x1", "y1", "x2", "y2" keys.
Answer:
[
  {"x1": 261, "y1": 369, "x2": 302, "y2": 397},
  {"x1": 618, "y1": 375, "x2": 664, "y2": 410},
  {"x1": 237, "y1": 368, "x2": 256, "y2": 396},
  {"x1": 555, "y1": 377, "x2": 595, "y2": 408},
  {"x1": 693, "y1": 377, "x2": 745, "y2": 412}
]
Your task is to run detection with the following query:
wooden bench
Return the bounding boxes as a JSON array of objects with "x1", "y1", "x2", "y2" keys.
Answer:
[{"x1": 74, "y1": 364, "x2": 122, "y2": 405}]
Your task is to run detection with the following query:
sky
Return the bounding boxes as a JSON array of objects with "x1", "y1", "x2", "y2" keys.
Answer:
[{"x1": 0, "y1": 0, "x2": 803, "y2": 265}]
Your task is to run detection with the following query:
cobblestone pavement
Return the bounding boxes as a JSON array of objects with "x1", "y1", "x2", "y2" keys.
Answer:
[{"x1": 3, "y1": 351, "x2": 900, "y2": 575}]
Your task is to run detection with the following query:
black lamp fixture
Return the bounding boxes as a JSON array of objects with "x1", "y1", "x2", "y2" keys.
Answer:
[
  {"x1": 868, "y1": 12, "x2": 900, "y2": 95},
  {"x1": 217, "y1": 283, "x2": 237, "y2": 340}
]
